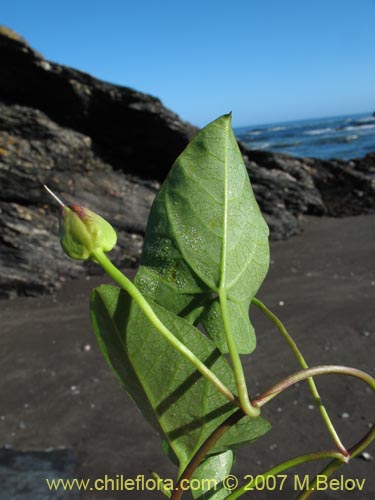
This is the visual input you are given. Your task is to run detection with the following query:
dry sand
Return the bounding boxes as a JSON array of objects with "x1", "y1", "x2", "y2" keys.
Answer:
[{"x1": 1, "y1": 215, "x2": 374, "y2": 499}]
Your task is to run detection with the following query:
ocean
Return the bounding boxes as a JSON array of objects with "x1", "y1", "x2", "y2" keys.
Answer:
[{"x1": 234, "y1": 112, "x2": 375, "y2": 160}]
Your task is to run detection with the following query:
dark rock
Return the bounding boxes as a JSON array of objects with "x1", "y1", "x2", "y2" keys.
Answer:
[
  {"x1": 0, "y1": 26, "x2": 197, "y2": 181},
  {"x1": 1, "y1": 27, "x2": 375, "y2": 298},
  {"x1": 244, "y1": 149, "x2": 375, "y2": 238},
  {"x1": 242, "y1": 149, "x2": 326, "y2": 239},
  {"x1": 0, "y1": 102, "x2": 156, "y2": 298}
]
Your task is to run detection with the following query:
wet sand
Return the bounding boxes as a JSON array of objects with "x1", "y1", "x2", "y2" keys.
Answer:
[{"x1": 1, "y1": 215, "x2": 374, "y2": 499}]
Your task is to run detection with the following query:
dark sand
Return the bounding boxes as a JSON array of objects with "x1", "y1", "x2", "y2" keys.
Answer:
[{"x1": 1, "y1": 216, "x2": 374, "y2": 499}]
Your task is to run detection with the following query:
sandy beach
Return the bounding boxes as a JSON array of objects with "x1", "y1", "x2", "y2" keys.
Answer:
[{"x1": 1, "y1": 215, "x2": 374, "y2": 500}]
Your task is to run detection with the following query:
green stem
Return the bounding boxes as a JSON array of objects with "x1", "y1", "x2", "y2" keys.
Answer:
[
  {"x1": 252, "y1": 297, "x2": 348, "y2": 455},
  {"x1": 225, "y1": 450, "x2": 346, "y2": 500},
  {"x1": 219, "y1": 288, "x2": 259, "y2": 417},
  {"x1": 92, "y1": 250, "x2": 237, "y2": 406}
]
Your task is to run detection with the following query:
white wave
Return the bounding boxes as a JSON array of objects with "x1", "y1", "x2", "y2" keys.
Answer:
[
  {"x1": 344, "y1": 135, "x2": 358, "y2": 143},
  {"x1": 305, "y1": 127, "x2": 333, "y2": 135},
  {"x1": 356, "y1": 117, "x2": 375, "y2": 124},
  {"x1": 345, "y1": 124, "x2": 375, "y2": 131},
  {"x1": 269, "y1": 126, "x2": 286, "y2": 132},
  {"x1": 256, "y1": 142, "x2": 271, "y2": 149}
]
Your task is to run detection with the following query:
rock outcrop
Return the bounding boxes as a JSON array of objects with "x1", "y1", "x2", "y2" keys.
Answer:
[
  {"x1": 1, "y1": 27, "x2": 374, "y2": 298},
  {"x1": 243, "y1": 149, "x2": 375, "y2": 238}
]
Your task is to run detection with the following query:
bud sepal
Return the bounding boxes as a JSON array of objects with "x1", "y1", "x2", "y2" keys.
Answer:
[{"x1": 59, "y1": 204, "x2": 117, "y2": 261}]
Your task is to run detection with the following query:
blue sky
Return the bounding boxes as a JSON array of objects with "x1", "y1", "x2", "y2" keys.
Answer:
[{"x1": 2, "y1": 0, "x2": 375, "y2": 127}]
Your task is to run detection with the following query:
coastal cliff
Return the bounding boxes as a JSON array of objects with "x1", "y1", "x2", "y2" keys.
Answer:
[{"x1": 1, "y1": 27, "x2": 374, "y2": 298}]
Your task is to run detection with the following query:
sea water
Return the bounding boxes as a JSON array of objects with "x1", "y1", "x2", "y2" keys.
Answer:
[{"x1": 234, "y1": 112, "x2": 375, "y2": 160}]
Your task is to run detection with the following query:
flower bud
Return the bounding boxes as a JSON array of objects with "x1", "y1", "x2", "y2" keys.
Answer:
[{"x1": 60, "y1": 204, "x2": 117, "y2": 261}]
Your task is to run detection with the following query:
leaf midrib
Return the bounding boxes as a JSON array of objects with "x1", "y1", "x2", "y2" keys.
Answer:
[{"x1": 219, "y1": 118, "x2": 229, "y2": 291}]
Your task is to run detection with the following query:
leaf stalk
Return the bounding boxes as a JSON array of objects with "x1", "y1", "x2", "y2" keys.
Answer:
[{"x1": 219, "y1": 288, "x2": 259, "y2": 417}]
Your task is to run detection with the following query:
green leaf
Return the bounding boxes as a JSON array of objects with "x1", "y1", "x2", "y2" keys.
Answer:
[
  {"x1": 192, "y1": 451, "x2": 233, "y2": 500},
  {"x1": 211, "y1": 416, "x2": 270, "y2": 454},
  {"x1": 90, "y1": 284, "x2": 270, "y2": 473},
  {"x1": 136, "y1": 114, "x2": 269, "y2": 354}
]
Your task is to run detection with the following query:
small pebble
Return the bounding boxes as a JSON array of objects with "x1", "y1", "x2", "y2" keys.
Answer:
[
  {"x1": 308, "y1": 404, "x2": 314, "y2": 410},
  {"x1": 24, "y1": 403, "x2": 29, "y2": 409},
  {"x1": 0, "y1": 415, "x2": 5, "y2": 421},
  {"x1": 276, "y1": 407, "x2": 283, "y2": 413},
  {"x1": 361, "y1": 330, "x2": 370, "y2": 337},
  {"x1": 340, "y1": 412, "x2": 350, "y2": 419},
  {"x1": 279, "y1": 300, "x2": 285, "y2": 306},
  {"x1": 90, "y1": 403, "x2": 96, "y2": 409},
  {"x1": 70, "y1": 385, "x2": 80, "y2": 395},
  {"x1": 293, "y1": 400, "x2": 298, "y2": 405},
  {"x1": 19, "y1": 421, "x2": 26, "y2": 430},
  {"x1": 359, "y1": 451, "x2": 373, "y2": 461},
  {"x1": 269, "y1": 443, "x2": 278, "y2": 450},
  {"x1": 82, "y1": 344, "x2": 92, "y2": 352}
]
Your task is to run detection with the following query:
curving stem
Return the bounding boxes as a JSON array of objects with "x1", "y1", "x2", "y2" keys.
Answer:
[
  {"x1": 252, "y1": 365, "x2": 375, "y2": 408},
  {"x1": 225, "y1": 450, "x2": 347, "y2": 500},
  {"x1": 227, "y1": 365, "x2": 374, "y2": 499},
  {"x1": 252, "y1": 297, "x2": 348, "y2": 455}
]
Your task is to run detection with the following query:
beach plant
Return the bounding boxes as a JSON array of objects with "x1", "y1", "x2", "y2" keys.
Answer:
[{"x1": 45, "y1": 114, "x2": 374, "y2": 499}]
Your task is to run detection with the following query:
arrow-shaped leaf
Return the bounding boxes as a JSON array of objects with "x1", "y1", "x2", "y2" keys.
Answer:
[{"x1": 136, "y1": 114, "x2": 269, "y2": 354}]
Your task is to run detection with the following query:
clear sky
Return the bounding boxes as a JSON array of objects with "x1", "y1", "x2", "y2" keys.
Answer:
[{"x1": 2, "y1": 0, "x2": 375, "y2": 127}]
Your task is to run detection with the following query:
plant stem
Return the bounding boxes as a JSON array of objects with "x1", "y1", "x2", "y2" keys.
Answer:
[
  {"x1": 252, "y1": 365, "x2": 375, "y2": 408},
  {"x1": 92, "y1": 250, "x2": 238, "y2": 406},
  {"x1": 170, "y1": 409, "x2": 245, "y2": 500},
  {"x1": 252, "y1": 297, "x2": 348, "y2": 455},
  {"x1": 295, "y1": 411, "x2": 375, "y2": 499},
  {"x1": 219, "y1": 288, "x2": 260, "y2": 417},
  {"x1": 252, "y1": 365, "x2": 375, "y2": 500},
  {"x1": 225, "y1": 450, "x2": 347, "y2": 500}
]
